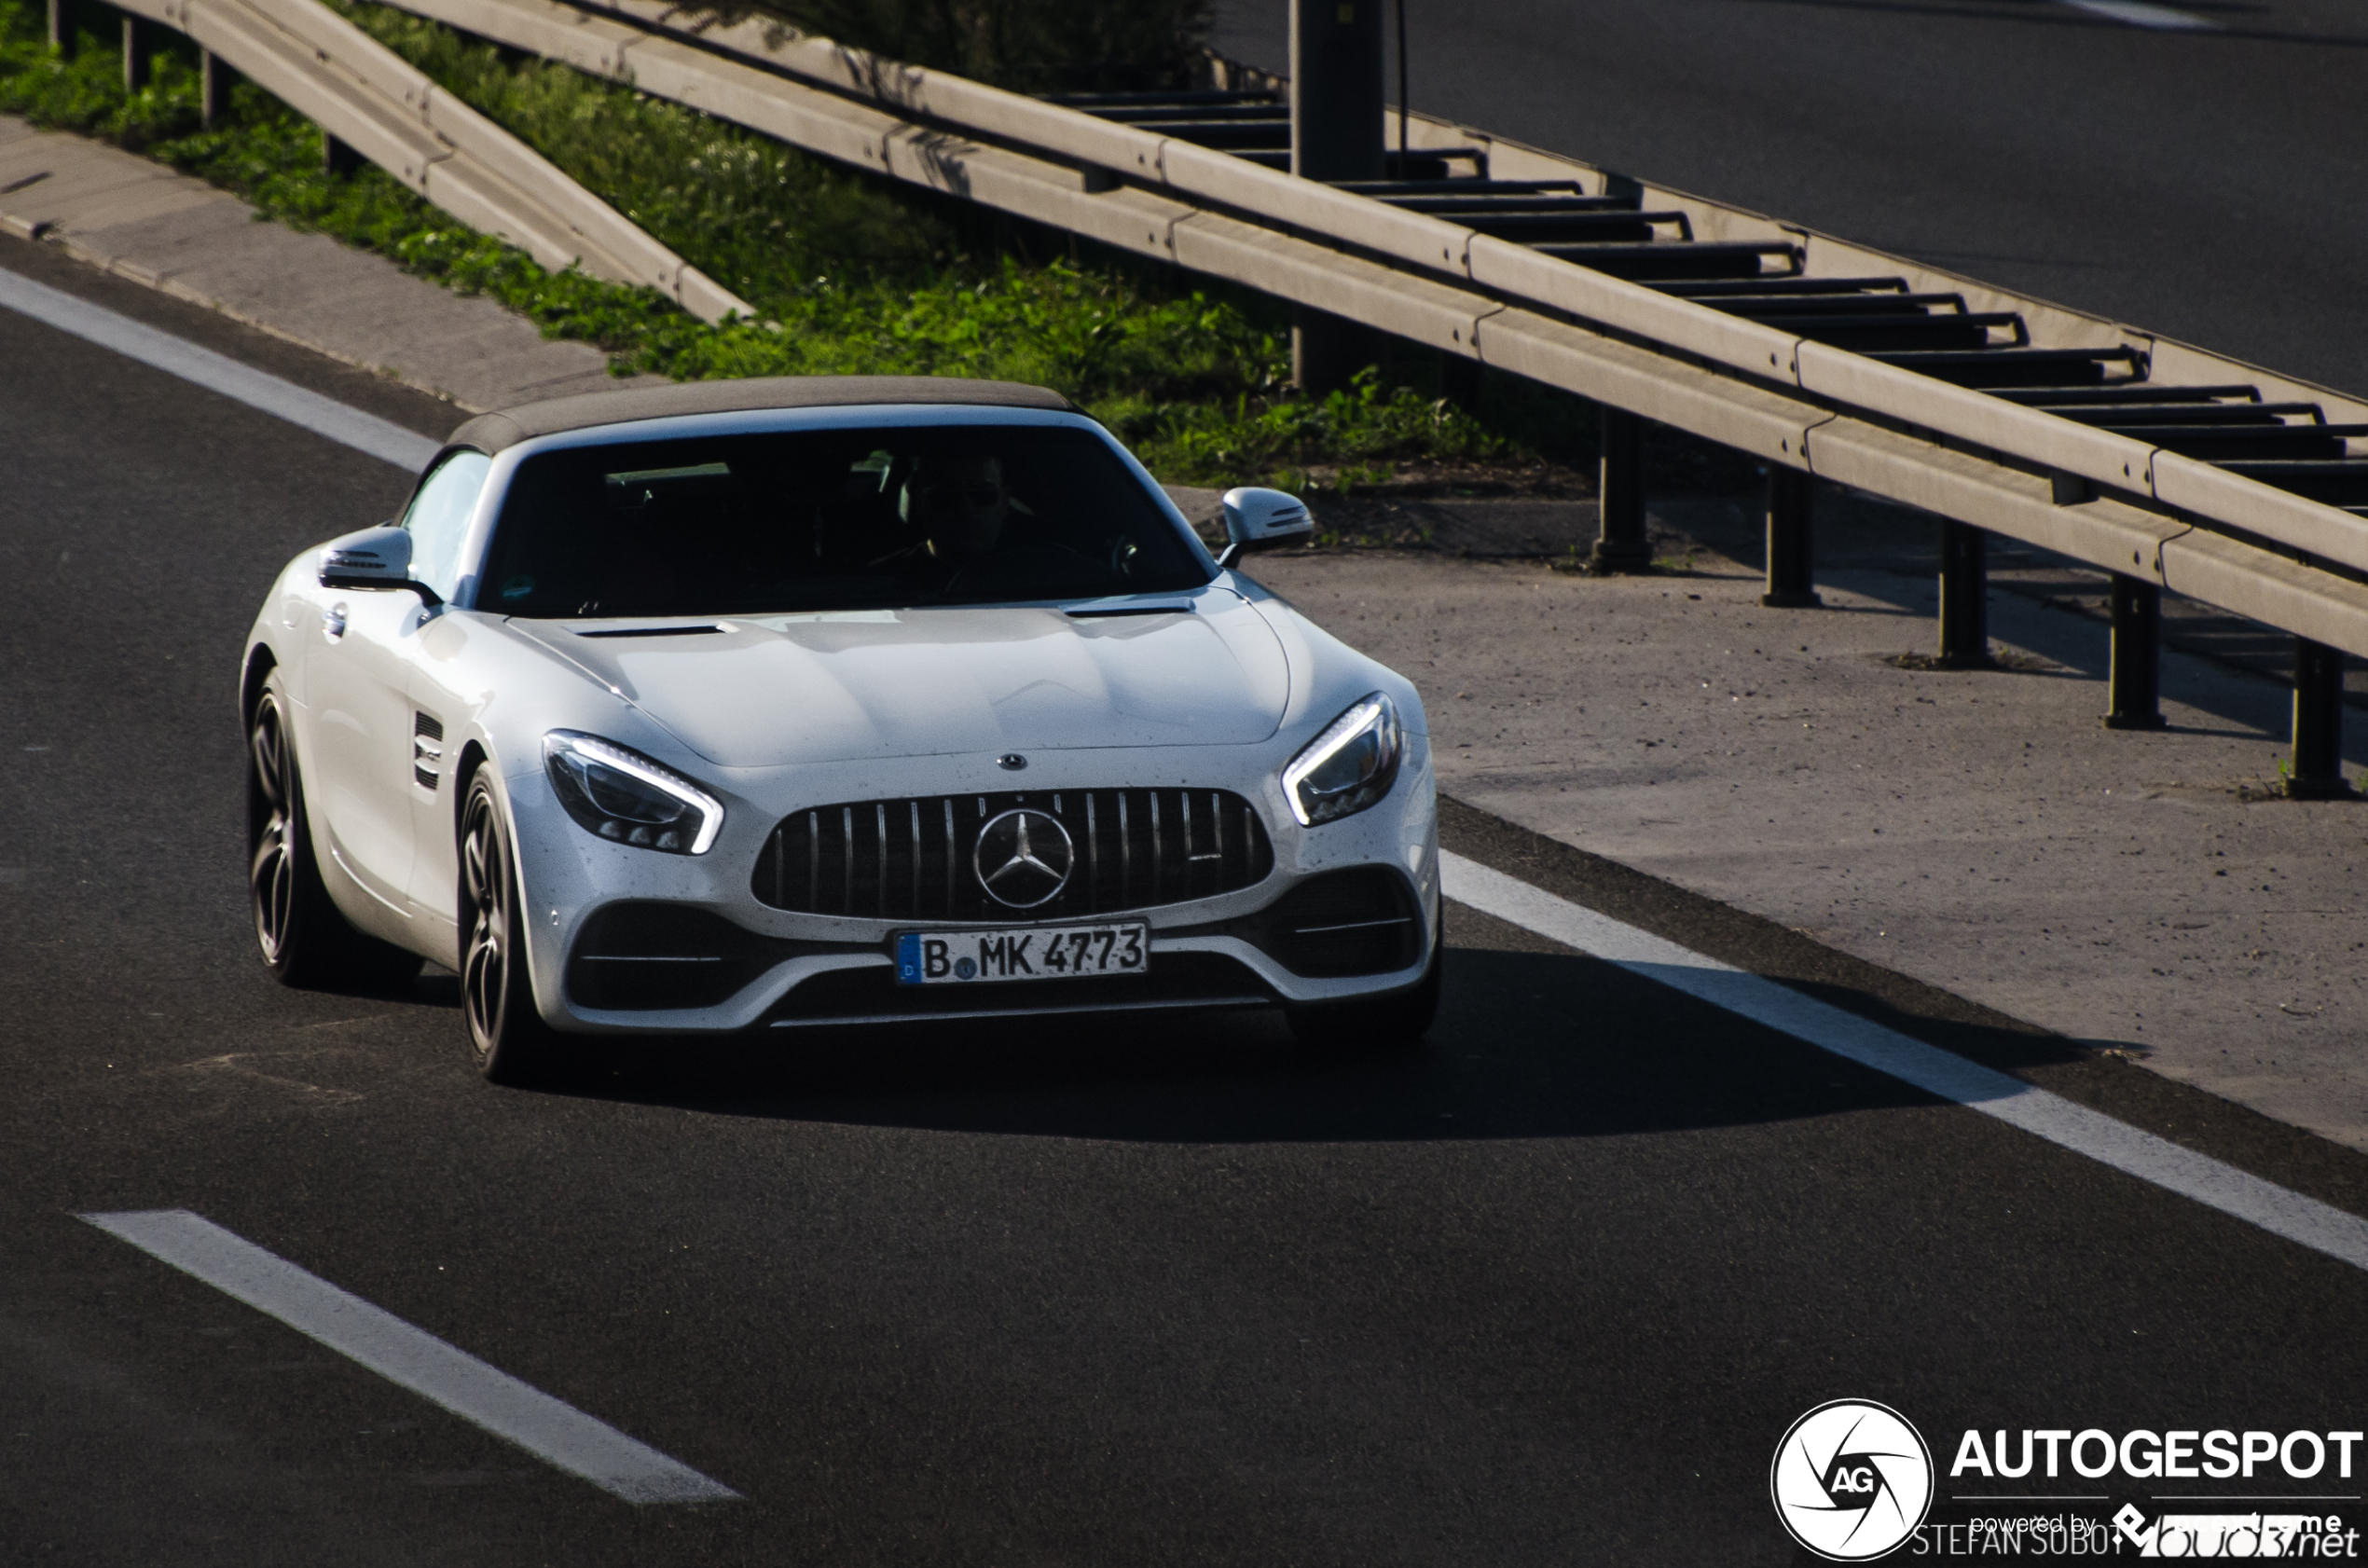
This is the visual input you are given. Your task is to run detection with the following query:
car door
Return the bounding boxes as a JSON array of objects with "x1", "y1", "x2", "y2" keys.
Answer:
[
  {"x1": 303, "y1": 582, "x2": 424, "y2": 945},
  {"x1": 397, "y1": 451, "x2": 495, "y2": 965}
]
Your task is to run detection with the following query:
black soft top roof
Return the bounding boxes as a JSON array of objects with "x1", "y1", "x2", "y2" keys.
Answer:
[{"x1": 447, "y1": 376, "x2": 1077, "y2": 455}]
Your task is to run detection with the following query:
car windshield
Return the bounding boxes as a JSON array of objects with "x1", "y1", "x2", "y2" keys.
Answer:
[{"x1": 477, "y1": 423, "x2": 1211, "y2": 618}]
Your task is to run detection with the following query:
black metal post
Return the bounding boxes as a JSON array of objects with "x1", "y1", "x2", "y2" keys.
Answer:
[
  {"x1": 2287, "y1": 637, "x2": 2351, "y2": 799},
  {"x1": 1289, "y1": 0, "x2": 1384, "y2": 394},
  {"x1": 1762, "y1": 466, "x2": 1820, "y2": 608},
  {"x1": 1438, "y1": 354, "x2": 1480, "y2": 410},
  {"x1": 1590, "y1": 406, "x2": 1651, "y2": 574},
  {"x1": 201, "y1": 49, "x2": 234, "y2": 128},
  {"x1": 2102, "y1": 573, "x2": 2166, "y2": 730},
  {"x1": 1291, "y1": 307, "x2": 1384, "y2": 396},
  {"x1": 1394, "y1": 0, "x2": 1409, "y2": 166},
  {"x1": 323, "y1": 132, "x2": 364, "y2": 178},
  {"x1": 121, "y1": 13, "x2": 150, "y2": 93},
  {"x1": 1935, "y1": 520, "x2": 1991, "y2": 667}
]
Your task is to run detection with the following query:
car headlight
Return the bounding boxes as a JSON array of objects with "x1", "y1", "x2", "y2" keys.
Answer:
[
  {"x1": 544, "y1": 731, "x2": 723, "y2": 855},
  {"x1": 1282, "y1": 693, "x2": 1403, "y2": 827}
]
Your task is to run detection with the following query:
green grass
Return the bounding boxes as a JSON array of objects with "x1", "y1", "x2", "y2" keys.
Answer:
[{"x1": 1, "y1": 0, "x2": 1593, "y2": 487}]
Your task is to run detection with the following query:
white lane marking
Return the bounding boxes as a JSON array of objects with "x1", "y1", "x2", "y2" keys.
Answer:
[
  {"x1": 2058, "y1": 0, "x2": 2221, "y2": 29},
  {"x1": 0, "y1": 268, "x2": 440, "y2": 471},
  {"x1": 1439, "y1": 850, "x2": 2368, "y2": 1273},
  {"x1": 81, "y1": 1209, "x2": 739, "y2": 1504}
]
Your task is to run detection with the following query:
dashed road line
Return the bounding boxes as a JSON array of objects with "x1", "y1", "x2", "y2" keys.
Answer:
[
  {"x1": 1440, "y1": 850, "x2": 2368, "y2": 1274},
  {"x1": 81, "y1": 1209, "x2": 739, "y2": 1504},
  {"x1": 2059, "y1": 0, "x2": 2221, "y2": 30},
  {"x1": 0, "y1": 267, "x2": 438, "y2": 471}
]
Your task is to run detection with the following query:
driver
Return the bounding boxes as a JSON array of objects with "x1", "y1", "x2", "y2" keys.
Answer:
[
  {"x1": 899, "y1": 453, "x2": 1014, "y2": 559},
  {"x1": 873, "y1": 452, "x2": 1093, "y2": 598}
]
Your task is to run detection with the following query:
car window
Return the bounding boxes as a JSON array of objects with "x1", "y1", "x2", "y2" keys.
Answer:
[
  {"x1": 479, "y1": 424, "x2": 1209, "y2": 619},
  {"x1": 404, "y1": 449, "x2": 493, "y2": 600}
]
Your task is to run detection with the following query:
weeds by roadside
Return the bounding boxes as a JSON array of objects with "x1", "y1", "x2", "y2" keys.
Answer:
[{"x1": 1, "y1": 0, "x2": 1595, "y2": 488}]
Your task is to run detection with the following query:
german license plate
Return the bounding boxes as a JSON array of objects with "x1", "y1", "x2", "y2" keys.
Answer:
[{"x1": 893, "y1": 923, "x2": 1148, "y2": 985}]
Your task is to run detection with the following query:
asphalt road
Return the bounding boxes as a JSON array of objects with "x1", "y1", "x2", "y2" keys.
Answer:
[
  {"x1": 1214, "y1": 0, "x2": 2368, "y2": 399},
  {"x1": 5, "y1": 244, "x2": 2367, "y2": 1564}
]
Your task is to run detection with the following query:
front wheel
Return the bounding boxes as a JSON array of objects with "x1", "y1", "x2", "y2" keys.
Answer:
[{"x1": 460, "y1": 773, "x2": 553, "y2": 1084}]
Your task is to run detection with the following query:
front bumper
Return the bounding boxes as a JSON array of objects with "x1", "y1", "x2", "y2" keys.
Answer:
[{"x1": 504, "y1": 737, "x2": 1439, "y2": 1036}]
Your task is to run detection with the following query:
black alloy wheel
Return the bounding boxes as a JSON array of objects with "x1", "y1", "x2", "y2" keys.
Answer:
[
  {"x1": 247, "y1": 672, "x2": 420, "y2": 990},
  {"x1": 460, "y1": 772, "x2": 552, "y2": 1083}
]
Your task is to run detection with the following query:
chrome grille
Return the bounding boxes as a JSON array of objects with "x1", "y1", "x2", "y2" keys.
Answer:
[{"x1": 752, "y1": 789, "x2": 1274, "y2": 919}]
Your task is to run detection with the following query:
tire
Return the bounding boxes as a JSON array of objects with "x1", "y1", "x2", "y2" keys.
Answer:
[
  {"x1": 459, "y1": 771, "x2": 554, "y2": 1084},
  {"x1": 1284, "y1": 921, "x2": 1444, "y2": 1055},
  {"x1": 248, "y1": 672, "x2": 422, "y2": 992}
]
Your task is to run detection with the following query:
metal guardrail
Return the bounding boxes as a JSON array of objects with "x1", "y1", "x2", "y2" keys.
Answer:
[
  {"x1": 361, "y1": 0, "x2": 2368, "y2": 667},
  {"x1": 99, "y1": 0, "x2": 2368, "y2": 784},
  {"x1": 104, "y1": 0, "x2": 750, "y2": 320}
]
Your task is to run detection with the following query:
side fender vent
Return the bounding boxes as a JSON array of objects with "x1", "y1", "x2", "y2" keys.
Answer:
[{"x1": 412, "y1": 711, "x2": 445, "y2": 791}]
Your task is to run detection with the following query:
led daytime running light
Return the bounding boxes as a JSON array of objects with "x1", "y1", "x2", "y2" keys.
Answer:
[
  {"x1": 543, "y1": 731, "x2": 724, "y2": 855},
  {"x1": 1282, "y1": 693, "x2": 1403, "y2": 827}
]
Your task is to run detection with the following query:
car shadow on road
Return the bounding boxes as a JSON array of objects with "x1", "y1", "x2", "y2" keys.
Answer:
[{"x1": 545, "y1": 937, "x2": 2074, "y2": 1145}]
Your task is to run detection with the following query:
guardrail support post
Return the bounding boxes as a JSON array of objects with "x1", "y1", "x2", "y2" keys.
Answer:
[
  {"x1": 2102, "y1": 573, "x2": 2166, "y2": 730},
  {"x1": 201, "y1": 49, "x2": 234, "y2": 127},
  {"x1": 1935, "y1": 520, "x2": 1992, "y2": 667},
  {"x1": 1292, "y1": 308, "x2": 1381, "y2": 396},
  {"x1": 48, "y1": 0, "x2": 69, "y2": 54},
  {"x1": 121, "y1": 13, "x2": 151, "y2": 92},
  {"x1": 1590, "y1": 406, "x2": 1652, "y2": 574},
  {"x1": 1289, "y1": 0, "x2": 1385, "y2": 394},
  {"x1": 1762, "y1": 466, "x2": 1820, "y2": 607},
  {"x1": 323, "y1": 132, "x2": 364, "y2": 178},
  {"x1": 2287, "y1": 638, "x2": 2352, "y2": 799}
]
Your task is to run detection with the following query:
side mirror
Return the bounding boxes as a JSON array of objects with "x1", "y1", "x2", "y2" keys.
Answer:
[
  {"x1": 319, "y1": 525, "x2": 441, "y2": 606},
  {"x1": 1217, "y1": 488, "x2": 1314, "y2": 568}
]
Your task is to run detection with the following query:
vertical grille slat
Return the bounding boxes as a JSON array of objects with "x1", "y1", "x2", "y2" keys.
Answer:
[
  {"x1": 1118, "y1": 792, "x2": 1133, "y2": 907},
  {"x1": 754, "y1": 788, "x2": 1273, "y2": 917},
  {"x1": 1150, "y1": 791, "x2": 1164, "y2": 903},
  {"x1": 841, "y1": 805, "x2": 854, "y2": 914},
  {"x1": 909, "y1": 800, "x2": 923, "y2": 917}
]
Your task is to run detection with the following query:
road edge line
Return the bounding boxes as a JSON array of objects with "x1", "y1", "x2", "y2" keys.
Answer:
[
  {"x1": 0, "y1": 267, "x2": 439, "y2": 471},
  {"x1": 1439, "y1": 849, "x2": 2368, "y2": 1273}
]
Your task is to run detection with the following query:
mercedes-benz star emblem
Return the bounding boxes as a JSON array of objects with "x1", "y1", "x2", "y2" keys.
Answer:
[{"x1": 973, "y1": 808, "x2": 1074, "y2": 908}]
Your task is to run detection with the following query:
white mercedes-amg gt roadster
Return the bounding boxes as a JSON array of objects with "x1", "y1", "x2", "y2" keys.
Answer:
[{"x1": 240, "y1": 378, "x2": 1439, "y2": 1080}]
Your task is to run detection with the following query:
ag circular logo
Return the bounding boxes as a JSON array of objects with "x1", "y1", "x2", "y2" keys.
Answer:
[
  {"x1": 1770, "y1": 1399, "x2": 1934, "y2": 1561},
  {"x1": 972, "y1": 808, "x2": 1073, "y2": 908}
]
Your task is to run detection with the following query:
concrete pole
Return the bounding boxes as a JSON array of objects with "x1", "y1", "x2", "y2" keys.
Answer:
[
  {"x1": 2287, "y1": 637, "x2": 2351, "y2": 798},
  {"x1": 1288, "y1": 0, "x2": 1384, "y2": 393},
  {"x1": 201, "y1": 49, "x2": 234, "y2": 128},
  {"x1": 1762, "y1": 466, "x2": 1821, "y2": 607},
  {"x1": 1590, "y1": 407, "x2": 1652, "y2": 574},
  {"x1": 2102, "y1": 573, "x2": 2166, "y2": 730},
  {"x1": 1935, "y1": 520, "x2": 1991, "y2": 667},
  {"x1": 122, "y1": 13, "x2": 151, "y2": 93}
]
